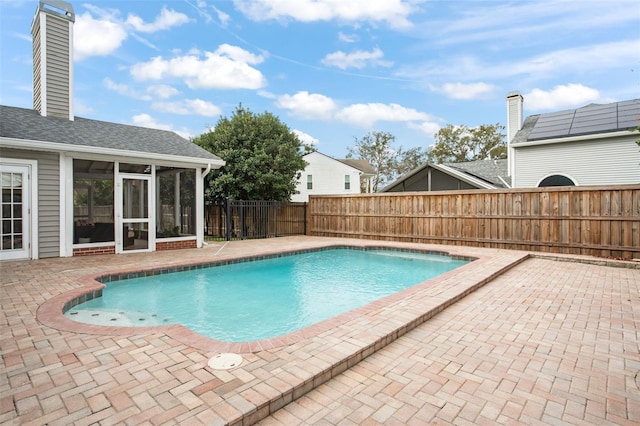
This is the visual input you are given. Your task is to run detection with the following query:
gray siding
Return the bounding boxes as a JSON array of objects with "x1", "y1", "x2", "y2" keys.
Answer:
[
  {"x1": 1, "y1": 149, "x2": 60, "y2": 258},
  {"x1": 44, "y1": 17, "x2": 70, "y2": 119},
  {"x1": 514, "y1": 134, "x2": 640, "y2": 187},
  {"x1": 386, "y1": 167, "x2": 476, "y2": 192},
  {"x1": 32, "y1": 21, "x2": 42, "y2": 113}
]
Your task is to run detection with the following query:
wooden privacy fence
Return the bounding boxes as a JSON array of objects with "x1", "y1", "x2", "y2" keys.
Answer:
[{"x1": 308, "y1": 185, "x2": 640, "y2": 260}]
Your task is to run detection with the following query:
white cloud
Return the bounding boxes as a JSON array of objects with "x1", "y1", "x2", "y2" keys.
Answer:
[
  {"x1": 397, "y1": 40, "x2": 639, "y2": 84},
  {"x1": 103, "y1": 77, "x2": 151, "y2": 100},
  {"x1": 407, "y1": 121, "x2": 441, "y2": 138},
  {"x1": 293, "y1": 129, "x2": 319, "y2": 146},
  {"x1": 152, "y1": 99, "x2": 222, "y2": 117},
  {"x1": 337, "y1": 103, "x2": 435, "y2": 128},
  {"x1": 131, "y1": 113, "x2": 192, "y2": 139},
  {"x1": 436, "y1": 82, "x2": 497, "y2": 100},
  {"x1": 132, "y1": 113, "x2": 173, "y2": 131},
  {"x1": 233, "y1": 0, "x2": 415, "y2": 29},
  {"x1": 126, "y1": 7, "x2": 190, "y2": 33},
  {"x1": 74, "y1": 12, "x2": 127, "y2": 61},
  {"x1": 338, "y1": 31, "x2": 359, "y2": 43},
  {"x1": 211, "y1": 5, "x2": 231, "y2": 27},
  {"x1": 523, "y1": 84, "x2": 601, "y2": 111},
  {"x1": 74, "y1": 5, "x2": 190, "y2": 61},
  {"x1": 321, "y1": 47, "x2": 392, "y2": 70},
  {"x1": 130, "y1": 44, "x2": 266, "y2": 90},
  {"x1": 276, "y1": 91, "x2": 337, "y2": 120},
  {"x1": 147, "y1": 84, "x2": 181, "y2": 99}
]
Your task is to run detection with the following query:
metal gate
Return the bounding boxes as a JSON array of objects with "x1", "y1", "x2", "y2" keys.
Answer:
[{"x1": 205, "y1": 199, "x2": 306, "y2": 241}]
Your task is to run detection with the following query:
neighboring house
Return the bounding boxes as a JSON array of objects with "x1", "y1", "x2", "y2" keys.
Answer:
[
  {"x1": 292, "y1": 152, "x2": 375, "y2": 202},
  {"x1": 506, "y1": 93, "x2": 640, "y2": 188},
  {"x1": 382, "y1": 159, "x2": 509, "y2": 192},
  {"x1": 0, "y1": 0, "x2": 224, "y2": 261},
  {"x1": 383, "y1": 94, "x2": 640, "y2": 193}
]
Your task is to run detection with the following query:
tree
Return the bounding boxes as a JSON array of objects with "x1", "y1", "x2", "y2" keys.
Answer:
[
  {"x1": 346, "y1": 131, "x2": 428, "y2": 191},
  {"x1": 428, "y1": 123, "x2": 506, "y2": 164},
  {"x1": 395, "y1": 146, "x2": 429, "y2": 176},
  {"x1": 194, "y1": 105, "x2": 307, "y2": 202}
]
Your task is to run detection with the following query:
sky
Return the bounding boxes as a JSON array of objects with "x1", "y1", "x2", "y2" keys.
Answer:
[{"x1": 1, "y1": 0, "x2": 639, "y2": 158}]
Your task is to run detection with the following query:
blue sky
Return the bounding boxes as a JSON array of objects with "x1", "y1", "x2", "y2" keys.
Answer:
[{"x1": 1, "y1": 0, "x2": 639, "y2": 157}]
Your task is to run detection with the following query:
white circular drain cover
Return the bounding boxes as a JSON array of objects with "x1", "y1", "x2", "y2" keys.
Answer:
[{"x1": 208, "y1": 353, "x2": 243, "y2": 370}]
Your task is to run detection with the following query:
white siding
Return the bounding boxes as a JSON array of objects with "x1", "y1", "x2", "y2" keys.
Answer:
[
  {"x1": 1, "y1": 149, "x2": 61, "y2": 258},
  {"x1": 513, "y1": 134, "x2": 640, "y2": 187},
  {"x1": 292, "y1": 152, "x2": 362, "y2": 202}
]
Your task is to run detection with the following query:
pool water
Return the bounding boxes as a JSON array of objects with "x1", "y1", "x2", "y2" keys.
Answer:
[{"x1": 66, "y1": 248, "x2": 469, "y2": 342}]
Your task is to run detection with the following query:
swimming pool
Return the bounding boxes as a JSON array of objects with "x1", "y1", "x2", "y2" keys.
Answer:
[{"x1": 65, "y1": 247, "x2": 470, "y2": 342}]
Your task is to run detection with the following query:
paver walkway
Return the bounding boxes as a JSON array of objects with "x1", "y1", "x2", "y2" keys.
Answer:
[
  {"x1": 260, "y1": 257, "x2": 640, "y2": 425},
  {"x1": 1, "y1": 236, "x2": 638, "y2": 425}
]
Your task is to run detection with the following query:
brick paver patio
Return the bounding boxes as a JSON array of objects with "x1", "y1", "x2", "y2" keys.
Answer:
[
  {"x1": 260, "y1": 256, "x2": 640, "y2": 425},
  {"x1": 1, "y1": 236, "x2": 638, "y2": 425}
]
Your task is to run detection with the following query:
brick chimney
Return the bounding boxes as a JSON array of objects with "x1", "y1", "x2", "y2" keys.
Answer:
[
  {"x1": 506, "y1": 91, "x2": 523, "y2": 177},
  {"x1": 31, "y1": 0, "x2": 75, "y2": 120}
]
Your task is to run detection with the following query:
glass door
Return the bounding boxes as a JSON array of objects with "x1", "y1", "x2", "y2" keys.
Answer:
[
  {"x1": 1, "y1": 164, "x2": 30, "y2": 260},
  {"x1": 118, "y1": 175, "x2": 152, "y2": 252}
]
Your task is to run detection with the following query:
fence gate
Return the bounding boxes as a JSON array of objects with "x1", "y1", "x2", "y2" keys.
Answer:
[{"x1": 205, "y1": 199, "x2": 306, "y2": 241}]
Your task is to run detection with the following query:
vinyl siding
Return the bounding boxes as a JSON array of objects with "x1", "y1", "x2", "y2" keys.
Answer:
[
  {"x1": 1, "y1": 149, "x2": 61, "y2": 258},
  {"x1": 44, "y1": 17, "x2": 70, "y2": 119},
  {"x1": 293, "y1": 152, "x2": 362, "y2": 202},
  {"x1": 513, "y1": 134, "x2": 640, "y2": 188},
  {"x1": 384, "y1": 167, "x2": 476, "y2": 192},
  {"x1": 32, "y1": 21, "x2": 42, "y2": 112}
]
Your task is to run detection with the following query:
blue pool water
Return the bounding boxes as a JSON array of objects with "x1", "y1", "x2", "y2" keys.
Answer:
[{"x1": 66, "y1": 248, "x2": 469, "y2": 342}]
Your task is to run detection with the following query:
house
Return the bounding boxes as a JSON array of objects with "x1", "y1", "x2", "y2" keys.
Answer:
[
  {"x1": 506, "y1": 92, "x2": 640, "y2": 187},
  {"x1": 381, "y1": 159, "x2": 509, "y2": 192},
  {"x1": 0, "y1": 0, "x2": 224, "y2": 261},
  {"x1": 291, "y1": 152, "x2": 375, "y2": 202},
  {"x1": 383, "y1": 93, "x2": 639, "y2": 193}
]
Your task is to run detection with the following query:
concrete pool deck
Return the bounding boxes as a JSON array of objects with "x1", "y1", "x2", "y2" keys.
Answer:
[{"x1": 1, "y1": 236, "x2": 639, "y2": 425}]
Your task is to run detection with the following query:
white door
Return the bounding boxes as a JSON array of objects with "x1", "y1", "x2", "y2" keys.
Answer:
[
  {"x1": 1, "y1": 164, "x2": 31, "y2": 260},
  {"x1": 116, "y1": 174, "x2": 153, "y2": 253}
]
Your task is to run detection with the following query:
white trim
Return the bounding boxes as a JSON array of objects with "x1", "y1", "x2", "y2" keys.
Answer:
[
  {"x1": 196, "y1": 167, "x2": 204, "y2": 248},
  {"x1": 513, "y1": 130, "x2": 632, "y2": 148},
  {"x1": 157, "y1": 236, "x2": 196, "y2": 243},
  {"x1": 0, "y1": 159, "x2": 38, "y2": 260},
  {"x1": 60, "y1": 153, "x2": 73, "y2": 256},
  {"x1": 117, "y1": 171, "x2": 154, "y2": 254},
  {"x1": 68, "y1": 19, "x2": 74, "y2": 121},
  {"x1": 536, "y1": 173, "x2": 579, "y2": 187},
  {"x1": 40, "y1": 11, "x2": 47, "y2": 117},
  {"x1": 0, "y1": 137, "x2": 225, "y2": 169}
]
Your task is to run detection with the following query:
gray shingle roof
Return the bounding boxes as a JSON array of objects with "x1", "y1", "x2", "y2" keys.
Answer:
[
  {"x1": 445, "y1": 159, "x2": 510, "y2": 187},
  {"x1": 338, "y1": 159, "x2": 376, "y2": 174},
  {"x1": 0, "y1": 105, "x2": 222, "y2": 162},
  {"x1": 512, "y1": 99, "x2": 640, "y2": 145}
]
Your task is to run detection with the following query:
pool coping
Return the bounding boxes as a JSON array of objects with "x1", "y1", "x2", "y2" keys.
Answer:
[
  {"x1": 38, "y1": 245, "x2": 480, "y2": 353},
  {"x1": 35, "y1": 239, "x2": 533, "y2": 424}
]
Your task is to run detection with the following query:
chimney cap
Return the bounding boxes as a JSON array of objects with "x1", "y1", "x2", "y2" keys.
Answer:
[
  {"x1": 37, "y1": 0, "x2": 75, "y2": 22},
  {"x1": 506, "y1": 91, "x2": 523, "y2": 99}
]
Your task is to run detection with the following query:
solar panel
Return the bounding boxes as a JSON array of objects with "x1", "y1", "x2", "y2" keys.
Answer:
[{"x1": 527, "y1": 99, "x2": 640, "y2": 141}]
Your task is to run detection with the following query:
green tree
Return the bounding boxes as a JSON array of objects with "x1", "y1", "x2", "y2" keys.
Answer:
[
  {"x1": 194, "y1": 105, "x2": 307, "y2": 202},
  {"x1": 395, "y1": 146, "x2": 429, "y2": 176},
  {"x1": 346, "y1": 131, "x2": 428, "y2": 191},
  {"x1": 428, "y1": 123, "x2": 506, "y2": 164}
]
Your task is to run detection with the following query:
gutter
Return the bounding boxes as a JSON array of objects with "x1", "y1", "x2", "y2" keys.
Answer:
[{"x1": 0, "y1": 136, "x2": 225, "y2": 168}]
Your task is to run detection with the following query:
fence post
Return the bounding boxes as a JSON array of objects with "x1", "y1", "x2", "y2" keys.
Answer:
[
  {"x1": 303, "y1": 202, "x2": 307, "y2": 235},
  {"x1": 225, "y1": 198, "x2": 232, "y2": 241},
  {"x1": 274, "y1": 202, "x2": 278, "y2": 237}
]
